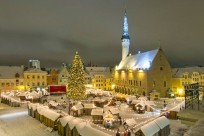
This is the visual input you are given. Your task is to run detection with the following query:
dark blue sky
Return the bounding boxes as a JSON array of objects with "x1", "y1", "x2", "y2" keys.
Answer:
[{"x1": 0, "y1": 0, "x2": 204, "y2": 68}]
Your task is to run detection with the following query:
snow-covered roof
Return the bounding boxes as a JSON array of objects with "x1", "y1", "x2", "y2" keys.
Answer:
[
  {"x1": 91, "y1": 108, "x2": 103, "y2": 115},
  {"x1": 144, "y1": 101, "x2": 156, "y2": 106},
  {"x1": 71, "y1": 104, "x2": 83, "y2": 110},
  {"x1": 135, "y1": 102, "x2": 145, "y2": 107},
  {"x1": 131, "y1": 100, "x2": 140, "y2": 104},
  {"x1": 140, "y1": 120, "x2": 160, "y2": 136},
  {"x1": 116, "y1": 49, "x2": 159, "y2": 70},
  {"x1": 85, "y1": 67, "x2": 110, "y2": 73},
  {"x1": 36, "y1": 106, "x2": 49, "y2": 115},
  {"x1": 30, "y1": 103, "x2": 39, "y2": 110},
  {"x1": 59, "y1": 116, "x2": 74, "y2": 127},
  {"x1": 109, "y1": 108, "x2": 119, "y2": 115},
  {"x1": 24, "y1": 68, "x2": 47, "y2": 74},
  {"x1": 76, "y1": 122, "x2": 90, "y2": 134},
  {"x1": 138, "y1": 97, "x2": 148, "y2": 101},
  {"x1": 172, "y1": 66, "x2": 204, "y2": 78},
  {"x1": 0, "y1": 66, "x2": 24, "y2": 79},
  {"x1": 80, "y1": 125, "x2": 111, "y2": 136},
  {"x1": 115, "y1": 101, "x2": 121, "y2": 105},
  {"x1": 125, "y1": 118, "x2": 137, "y2": 127},
  {"x1": 83, "y1": 103, "x2": 95, "y2": 109},
  {"x1": 43, "y1": 109, "x2": 61, "y2": 121},
  {"x1": 68, "y1": 118, "x2": 82, "y2": 130},
  {"x1": 154, "y1": 116, "x2": 169, "y2": 129}
]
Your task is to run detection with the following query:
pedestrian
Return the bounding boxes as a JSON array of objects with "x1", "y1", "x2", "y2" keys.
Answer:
[
  {"x1": 127, "y1": 130, "x2": 131, "y2": 136},
  {"x1": 123, "y1": 130, "x2": 127, "y2": 136},
  {"x1": 116, "y1": 128, "x2": 120, "y2": 136}
]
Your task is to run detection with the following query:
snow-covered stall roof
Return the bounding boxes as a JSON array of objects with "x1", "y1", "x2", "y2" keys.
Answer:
[
  {"x1": 37, "y1": 105, "x2": 49, "y2": 115},
  {"x1": 131, "y1": 100, "x2": 140, "y2": 104},
  {"x1": 115, "y1": 101, "x2": 121, "y2": 105},
  {"x1": 140, "y1": 120, "x2": 160, "y2": 136},
  {"x1": 80, "y1": 125, "x2": 111, "y2": 136},
  {"x1": 76, "y1": 122, "x2": 90, "y2": 134},
  {"x1": 59, "y1": 116, "x2": 74, "y2": 127},
  {"x1": 91, "y1": 108, "x2": 103, "y2": 115},
  {"x1": 49, "y1": 101, "x2": 59, "y2": 107},
  {"x1": 71, "y1": 104, "x2": 83, "y2": 110},
  {"x1": 43, "y1": 109, "x2": 61, "y2": 121},
  {"x1": 144, "y1": 101, "x2": 155, "y2": 106},
  {"x1": 125, "y1": 119, "x2": 137, "y2": 127},
  {"x1": 30, "y1": 103, "x2": 39, "y2": 110},
  {"x1": 138, "y1": 96, "x2": 148, "y2": 101},
  {"x1": 83, "y1": 103, "x2": 95, "y2": 109},
  {"x1": 154, "y1": 116, "x2": 169, "y2": 129},
  {"x1": 109, "y1": 108, "x2": 119, "y2": 115},
  {"x1": 68, "y1": 118, "x2": 82, "y2": 130},
  {"x1": 135, "y1": 102, "x2": 145, "y2": 107}
]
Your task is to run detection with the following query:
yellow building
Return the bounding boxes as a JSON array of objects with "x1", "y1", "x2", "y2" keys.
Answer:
[
  {"x1": 85, "y1": 67, "x2": 113, "y2": 91},
  {"x1": 172, "y1": 66, "x2": 204, "y2": 96},
  {"x1": 47, "y1": 69, "x2": 58, "y2": 85},
  {"x1": 24, "y1": 68, "x2": 47, "y2": 91},
  {"x1": 0, "y1": 66, "x2": 24, "y2": 91}
]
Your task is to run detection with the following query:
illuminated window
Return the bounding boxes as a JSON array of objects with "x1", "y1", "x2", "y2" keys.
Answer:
[{"x1": 140, "y1": 81, "x2": 142, "y2": 86}]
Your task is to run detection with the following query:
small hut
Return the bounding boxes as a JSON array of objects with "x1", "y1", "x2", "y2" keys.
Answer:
[
  {"x1": 131, "y1": 100, "x2": 140, "y2": 110},
  {"x1": 30, "y1": 103, "x2": 39, "y2": 118},
  {"x1": 83, "y1": 103, "x2": 95, "y2": 115},
  {"x1": 91, "y1": 108, "x2": 103, "y2": 124},
  {"x1": 109, "y1": 108, "x2": 120, "y2": 118},
  {"x1": 150, "y1": 90, "x2": 160, "y2": 101},
  {"x1": 144, "y1": 101, "x2": 155, "y2": 112},
  {"x1": 42, "y1": 109, "x2": 61, "y2": 130},
  {"x1": 36, "y1": 105, "x2": 49, "y2": 122},
  {"x1": 75, "y1": 122, "x2": 89, "y2": 136},
  {"x1": 71, "y1": 104, "x2": 84, "y2": 117},
  {"x1": 58, "y1": 116, "x2": 74, "y2": 136},
  {"x1": 123, "y1": 118, "x2": 137, "y2": 130},
  {"x1": 135, "y1": 102, "x2": 145, "y2": 114},
  {"x1": 154, "y1": 116, "x2": 170, "y2": 136},
  {"x1": 103, "y1": 113, "x2": 114, "y2": 128},
  {"x1": 135, "y1": 120, "x2": 160, "y2": 136},
  {"x1": 68, "y1": 118, "x2": 82, "y2": 136}
]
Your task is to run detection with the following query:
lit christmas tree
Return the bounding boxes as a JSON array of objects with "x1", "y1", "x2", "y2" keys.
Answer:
[{"x1": 67, "y1": 52, "x2": 86, "y2": 99}]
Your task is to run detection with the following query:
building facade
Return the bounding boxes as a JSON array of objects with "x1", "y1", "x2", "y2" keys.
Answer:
[
  {"x1": 85, "y1": 67, "x2": 113, "y2": 91},
  {"x1": 24, "y1": 69, "x2": 47, "y2": 91},
  {"x1": 58, "y1": 67, "x2": 69, "y2": 85},
  {"x1": 0, "y1": 66, "x2": 24, "y2": 91},
  {"x1": 172, "y1": 66, "x2": 204, "y2": 96},
  {"x1": 113, "y1": 11, "x2": 172, "y2": 97},
  {"x1": 47, "y1": 69, "x2": 58, "y2": 85}
]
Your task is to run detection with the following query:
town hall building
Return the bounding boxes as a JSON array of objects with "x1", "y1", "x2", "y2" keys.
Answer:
[{"x1": 113, "y1": 11, "x2": 172, "y2": 97}]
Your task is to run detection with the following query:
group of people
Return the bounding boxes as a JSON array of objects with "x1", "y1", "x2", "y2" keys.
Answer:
[{"x1": 116, "y1": 128, "x2": 131, "y2": 136}]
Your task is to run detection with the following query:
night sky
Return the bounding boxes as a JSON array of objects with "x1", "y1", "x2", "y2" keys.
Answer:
[{"x1": 0, "y1": 0, "x2": 204, "y2": 68}]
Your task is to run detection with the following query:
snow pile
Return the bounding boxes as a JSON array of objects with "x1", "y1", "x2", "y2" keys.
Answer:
[{"x1": 184, "y1": 118, "x2": 204, "y2": 136}]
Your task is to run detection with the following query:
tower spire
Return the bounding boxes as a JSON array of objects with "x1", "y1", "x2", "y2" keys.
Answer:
[{"x1": 121, "y1": 9, "x2": 130, "y2": 60}]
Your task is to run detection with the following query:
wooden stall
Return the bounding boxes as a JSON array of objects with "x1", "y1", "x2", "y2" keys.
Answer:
[
  {"x1": 83, "y1": 103, "x2": 95, "y2": 115},
  {"x1": 67, "y1": 118, "x2": 81, "y2": 136},
  {"x1": 154, "y1": 116, "x2": 170, "y2": 136},
  {"x1": 135, "y1": 120, "x2": 160, "y2": 136},
  {"x1": 71, "y1": 104, "x2": 84, "y2": 117},
  {"x1": 91, "y1": 108, "x2": 103, "y2": 124},
  {"x1": 58, "y1": 116, "x2": 74, "y2": 136}
]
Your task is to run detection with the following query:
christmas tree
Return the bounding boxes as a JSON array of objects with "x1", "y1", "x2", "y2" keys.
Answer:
[{"x1": 67, "y1": 52, "x2": 86, "y2": 99}]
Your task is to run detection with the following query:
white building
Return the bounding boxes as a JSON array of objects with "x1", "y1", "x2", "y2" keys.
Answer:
[{"x1": 28, "y1": 60, "x2": 40, "y2": 69}]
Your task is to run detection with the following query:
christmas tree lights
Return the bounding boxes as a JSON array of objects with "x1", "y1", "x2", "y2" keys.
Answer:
[{"x1": 67, "y1": 52, "x2": 86, "y2": 99}]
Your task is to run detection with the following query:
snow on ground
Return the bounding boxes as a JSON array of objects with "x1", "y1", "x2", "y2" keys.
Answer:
[
  {"x1": 0, "y1": 103, "x2": 59, "y2": 136},
  {"x1": 184, "y1": 118, "x2": 204, "y2": 136}
]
